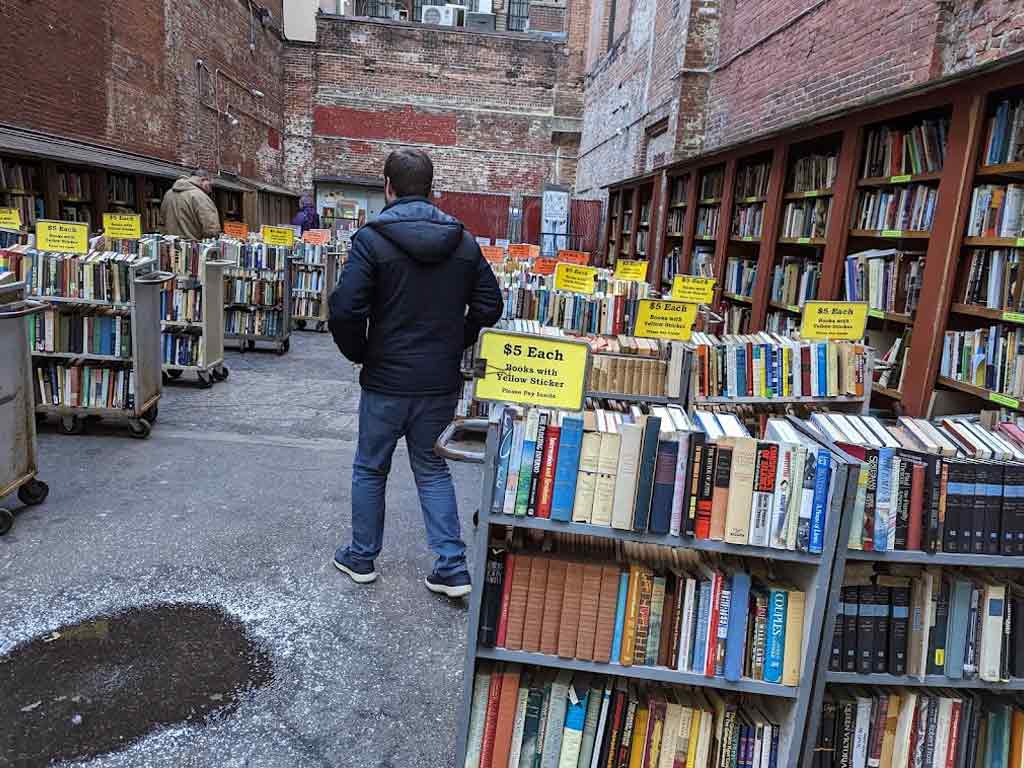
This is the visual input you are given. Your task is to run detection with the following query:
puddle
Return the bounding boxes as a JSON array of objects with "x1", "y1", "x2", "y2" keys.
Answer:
[{"x1": 0, "y1": 603, "x2": 273, "y2": 766}]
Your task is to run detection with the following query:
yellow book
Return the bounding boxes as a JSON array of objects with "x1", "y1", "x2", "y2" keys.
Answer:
[
  {"x1": 685, "y1": 706, "x2": 702, "y2": 768},
  {"x1": 620, "y1": 564, "x2": 642, "y2": 666},
  {"x1": 628, "y1": 704, "x2": 650, "y2": 768},
  {"x1": 827, "y1": 342, "x2": 839, "y2": 396},
  {"x1": 782, "y1": 345, "x2": 791, "y2": 397},
  {"x1": 877, "y1": 693, "x2": 899, "y2": 768},
  {"x1": 781, "y1": 588, "x2": 805, "y2": 686},
  {"x1": 1009, "y1": 709, "x2": 1024, "y2": 768},
  {"x1": 724, "y1": 437, "x2": 758, "y2": 544}
]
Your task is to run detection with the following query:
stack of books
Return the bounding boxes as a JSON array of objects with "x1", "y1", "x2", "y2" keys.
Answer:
[
  {"x1": 982, "y1": 97, "x2": 1024, "y2": 166},
  {"x1": 790, "y1": 152, "x2": 838, "y2": 192},
  {"x1": 959, "y1": 248, "x2": 1024, "y2": 309},
  {"x1": 861, "y1": 118, "x2": 949, "y2": 177},
  {"x1": 700, "y1": 170, "x2": 723, "y2": 199},
  {"x1": 771, "y1": 257, "x2": 820, "y2": 307},
  {"x1": 696, "y1": 206, "x2": 720, "y2": 239},
  {"x1": 18, "y1": 250, "x2": 144, "y2": 304},
  {"x1": 940, "y1": 324, "x2": 1024, "y2": 400},
  {"x1": 731, "y1": 203, "x2": 763, "y2": 239},
  {"x1": 736, "y1": 162, "x2": 770, "y2": 199},
  {"x1": 844, "y1": 248, "x2": 925, "y2": 315},
  {"x1": 28, "y1": 309, "x2": 132, "y2": 358},
  {"x1": 723, "y1": 258, "x2": 756, "y2": 297},
  {"x1": 853, "y1": 184, "x2": 938, "y2": 232},
  {"x1": 221, "y1": 241, "x2": 289, "y2": 341},
  {"x1": 588, "y1": 345, "x2": 689, "y2": 398},
  {"x1": 781, "y1": 198, "x2": 830, "y2": 239},
  {"x1": 690, "y1": 245, "x2": 714, "y2": 277},
  {"x1": 499, "y1": 278, "x2": 652, "y2": 337},
  {"x1": 966, "y1": 183, "x2": 1024, "y2": 238},
  {"x1": 689, "y1": 334, "x2": 870, "y2": 401},
  {"x1": 162, "y1": 333, "x2": 201, "y2": 366}
]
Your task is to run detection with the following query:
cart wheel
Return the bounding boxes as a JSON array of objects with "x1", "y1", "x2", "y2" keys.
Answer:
[
  {"x1": 247, "y1": 340, "x2": 256, "y2": 351},
  {"x1": 276, "y1": 339, "x2": 289, "y2": 356},
  {"x1": 17, "y1": 479, "x2": 49, "y2": 507},
  {"x1": 295, "y1": 319, "x2": 307, "y2": 330},
  {"x1": 58, "y1": 416, "x2": 84, "y2": 435},
  {"x1": 127, "y1": 418, "x2": 152, "y2": 439},
  {"x1": 212, "y1": 365, "x2": 229, "y2": 382},
  {"x1": 167, "y1": 369, "x2": 183, "y2": 380},
  {"x1": 197, "y1": 372, "x2": 214, "y2": 389},
  {"x1": 143, "y1": 404, "x2": 158, "y2": 423},
  {"x1": 0, "y1": 508, "x2": 12, "y2": 536},
  {"x1": 35, "y1": 413, "x2": 46, "y2": 426},
  {"x1": 317, "y1": 321, "x2": 326, "y2": 333}
]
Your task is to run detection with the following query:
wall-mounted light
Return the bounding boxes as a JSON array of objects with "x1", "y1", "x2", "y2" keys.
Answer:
[{"x1": 224, "y1": 111, "x2": 240, "y2": 127}]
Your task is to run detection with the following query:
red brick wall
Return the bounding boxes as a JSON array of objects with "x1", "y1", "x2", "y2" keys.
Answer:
[
  {"x1": 0, "y1": 0, "x2": 286, "y2": 185},
  {"x1": 530, "y1": 4, "x2": 567, "y2": 33},
  {"x1": 284, "y1": 16, "x2": 583, "y2": 197}
]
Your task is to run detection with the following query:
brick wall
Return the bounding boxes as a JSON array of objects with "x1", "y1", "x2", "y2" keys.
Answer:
[
  {"x1": 283, "y1": 16, "x2": 583, "y2": 196},
  {"x1": 939, "y1": 0, "x2": 1024, "y2": 74},
  {"x1": 0, "y1": 0, "x2": 287, "y2": 185}
]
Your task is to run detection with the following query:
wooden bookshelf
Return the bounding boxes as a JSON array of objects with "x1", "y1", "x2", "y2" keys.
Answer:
[
  {"x1": 856, "y1": 170, "x2": 943, "y2": 187},
  {"x1": 975, "y1": 160, "x2": 1024, "y2": 177},
  {"x1": 962, "y1": 235, "x2": 1024, "y2": 246},
  {"x1": 848, "y1": 228, "x2": 931, "y2": 239}
]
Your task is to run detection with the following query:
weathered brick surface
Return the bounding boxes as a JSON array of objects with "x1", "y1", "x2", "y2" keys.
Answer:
[
  {"x1": 939, "y1": 0, "x2": 1024, "y2": 73},
  {"x1": 284, "y1": 16, "x2": 584, "y2": 196},
  {"x1": 0, "y1": 0, "x2": 287, "y2": 184}
]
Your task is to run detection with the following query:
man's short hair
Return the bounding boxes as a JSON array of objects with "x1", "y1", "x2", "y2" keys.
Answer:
[{"x1": 384, "y1": 149, "x2": 433, "y2": 198}]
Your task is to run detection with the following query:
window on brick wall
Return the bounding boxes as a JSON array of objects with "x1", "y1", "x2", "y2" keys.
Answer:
[
  {"x1": 508, "y1": 0, "x2": 529, "y2": 31},
  {"x1": 607, "y1": 0, "x2": 629, "y2": 47}
]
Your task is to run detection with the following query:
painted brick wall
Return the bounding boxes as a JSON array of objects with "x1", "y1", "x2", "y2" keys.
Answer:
[
  {"x1": 284, "y1": 16, "x2": 584, "y2": 197},
  {"x1": 0, "y1": 0, "x2": 287, "y2": 185},
  {"x1": 939, "y1": 0, "x2": 1024, "y2": 74}
]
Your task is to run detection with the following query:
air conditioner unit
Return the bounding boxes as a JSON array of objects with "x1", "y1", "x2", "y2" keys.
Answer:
[
  {"x1": 422, "y1": 4, "x2": 452, "y2": 24},
  {"x1": 444, "y1": 4, "x2": 468, "y2": 25},
  {"x1": 465, "y1": 11, "x2": 495, "y2": 30}
]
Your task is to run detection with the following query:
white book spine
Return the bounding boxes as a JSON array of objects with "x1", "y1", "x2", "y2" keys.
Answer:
[
  {"x1": 852, "y1": 697, "x2": 872, "y2": 768},
  {"x1": 677, "y1": 577, "x2": 697, "y2": 671},
  {"x1": 769, "y1": 446, "x2": 792, "y2": 549}
]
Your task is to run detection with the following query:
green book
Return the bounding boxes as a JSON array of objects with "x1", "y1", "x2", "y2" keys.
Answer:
[{"x1": 516, "y1": 409, "x2": 540, "y2": 516}]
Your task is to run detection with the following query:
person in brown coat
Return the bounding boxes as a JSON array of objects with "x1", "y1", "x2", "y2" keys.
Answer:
[{"x1": 160, "y1": 170, "x2": 222, "y2": 240}]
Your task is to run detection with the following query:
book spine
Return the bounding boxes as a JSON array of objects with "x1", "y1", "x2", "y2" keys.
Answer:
[
  {"x1": 764, "y1": 589, "x2": 787, "y2": 684},
  {"x1": 536, "y1": 424, "x2": 561, "y2": 519},
  {"x1": 527, "y1": 413, "x2": 549, "y2": 517},
  {"x1": 809, "y1": 450, "x2": 832, "y2": 554}
]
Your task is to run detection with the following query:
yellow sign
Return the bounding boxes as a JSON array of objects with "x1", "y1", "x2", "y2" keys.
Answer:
[
  {"x1": 614, "y1": 260, "x2": 648, "y2": 282},
  {"x1": 262, "y1": 225, "x2": 295, "y2": 247},
  {"x1": 0, "y1": 208, "x2": 22, "y2": 230},
  {"x1": 634, "y1": 300, "x2": 697, "y2": 342},
  {"x1": 555, "y1": 262, "x2": 597, "y2": 295},
  {"x1": 474, "y1": 330, "x2": 590, "y2": 411},
  {"x1": 36, "y1": 220, "x2": 89, "y2": 254},
  {"x1": 671, "y1": 275, "x2": 716, "y2": 304},
  {"x1": 991, "y1": 392, "x2": 1020, "y2": 409},
  {"x1": 103, "y1": 213, "x2": 142, "y2": 240},
  {"x1": 800, "y1": 301, "x2": 869, "y2": 341}
]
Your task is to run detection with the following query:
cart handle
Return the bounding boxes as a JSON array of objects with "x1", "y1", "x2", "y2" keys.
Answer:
[
  {"x1": 205, "y1": 260, "x2": 234, "y2": 268},
  {"x1": 434, "y1": 418, "x2": 488, "y2": 464},
  {"x1": 134, "y1": 270, "x2": 176, "y2": 286},
  {"x1": 0, "y1": 299, "x2": 48, "y2": 320}
]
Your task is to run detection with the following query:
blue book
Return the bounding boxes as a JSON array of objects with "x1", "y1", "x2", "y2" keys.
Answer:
[
  {"x1": 648, "y1": 439, "x2": 679, "y2": 535},
  {"x1": 610, "y1": 571, "x2": 629, "y2": 663},
  {"x1": 550, "y1": 415, "x2": 583, "y2": 521},
  {"x1": 874, "y1": 448, "x2": 894, "y2": 551},
  {"x1": 816, "y1": 343, "x2": 827, "y2": 395},
  {"x1": 491, "y1": 408, "x2": 516, "y2": 514},
  {"x1": 561, "y1": 686, "x2": 589, "y2": 753},
  {"x1": 945, "y1": 578, "x2": 973, "y2": 679},
  {"x1": 723, "y1": 572, "x2": 751, "y2": 682},
  {"x1": 736, "y1": 348, "x2": 747, "y2": 396},
  {"x1": 809, "y1": 450, "x2": 832, "y2": 555},
  {"x1": 752, "y1": 346, "x2": 762, "y2": 397},
  {"x1": 763, "y1": 346, "x2": 774, "y2": 397},
  {"x1": 763, "y1": 588, "x2": 788, "y2": 684},
  {"x1": 692, "y1": 580, "x2": 713, "y2": 674}
]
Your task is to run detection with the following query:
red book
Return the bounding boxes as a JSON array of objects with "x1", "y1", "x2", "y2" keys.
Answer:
[
  {"x1": 946, "y1": 700, "x2": 962, "y2": 768},
  {"x1": 478, "y1": 664, "x2": 504, "y2": 768},
  {"x1": 800, "y1": 345, "x2": 812, "y2": 395},
  {"x1": 745, "y1": 342, "x2": 754, "y2": 396},
  {"x1": 907, "y1": 462, "x2": 925, "y2": 551},
  {"x1": 496, "y1": 554, "x2": 515, "y2": 648},
  {"x1": 614, "y1": 295, "x2": 625, "y2": 335},
  {"x1": 536, "y1": 424, "x2": 561, "y2": 519},
  {"x1": 490, "y1": 665, "x2": 521, "y2": 768}
]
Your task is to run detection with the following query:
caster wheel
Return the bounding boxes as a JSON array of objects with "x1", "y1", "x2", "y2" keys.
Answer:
[
  {"x1": 276, "y1": 339, "x2": 289, "y2": 356},
  {"x1": 127, "y1": 418, "x2": 152, "y2": 439},
  {"x1": 58, "y1": 416, "x2": 84, "y2": 435},
  {"x1": 17, "y1": 479, "x2": 49, "y2": 506},
  {"x1": 212, "y1": 366, "x2": 229, "y2": 382},
  {"x1": 247, "y1": 340, "x2": 256, "y2": 351},
  {"x1": 0, "y1": 508, "x2": 12, "y2": 536},
  {"x1": 167, "y1": 369, "x2": 183, "y2": 380},
  {"x1": 198, "y1": 372, "x2": 213, "y2": 389},
  {"x1": 35, "y1": 413, "x2": 46, "y2": 426},
  {"x1": 317, "y1": 321, "x2": 326, "y2": 333},
  {"x1": 295, "y1": 319, "x2": 307, "y2": 330},
  {"x1": 143, "y1": 404, "x2": 158, "y2": 423},
  {"x1": 472, "y1": 509, "x2": 479, "y2": 528}
]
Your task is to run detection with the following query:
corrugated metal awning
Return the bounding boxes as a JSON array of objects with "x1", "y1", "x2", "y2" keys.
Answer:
[
  {"x1": 212, "y1": 175, "x2": 251, "y2": 193},
  {"x1": 247, "y1": 178, "x2": 301, "y2": 198}
]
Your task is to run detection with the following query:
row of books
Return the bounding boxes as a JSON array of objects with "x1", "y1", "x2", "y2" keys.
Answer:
[
  {"x1": 815, "y1": 689, "x2": 1008, "y2": 768},
  {"x1": 765, "y1": 310, "x2": 800, "y2": 336},
  {"x1": 832, "y1": 565, "x2": 1023, "y2": 681},
  {"x1": 689, "y1": 335, "x2": 870, "y2": 400},
  {"x1": 32, "y1": 362, "x2": 135, "y2": 410},
  {"x1": 662, "y1": 246, "x2": 681, "y2": 284},
  {"x1": 499, "y1": 288, "x2": 648, "y2": 338},
  {"x1": 59, "y1": 205, "x2": 92, "y2": 226},
  {"x1": 224, "y1": 308, "x2": 283, "y2": 337},
  {"x1": 982, "y1": 97, "x2": 1024, "y2": 167},
  {"x1": 700, "y1": 170, "x2": 724, "y2": 200},
  {"x1": 696, "y1": 206, "x2": 720, "y2": 239},
  {"x1": 292, "y1": 296, "x2": 323, "y2": 318},
  {"x1": 958, "y1": 248, "x2": 1024, "y2": 310},
  {"x1": 143, "y1": 235, "x2": 213, "y2": 279},
  {"x1": 220, "y1": 240, "x2": 290, "y2": 271},
  {"x1": 292, "y1": 269, "x2": 327, "y2": 293},
  {"x1": 667, "y1": 207, "x2": 685, "y2": 234},
  {"x1": 780, "y1": 198, "x2": 830, "y2": 239},
  {"x1": 843, "y1": 248, "x2": 925, "y2": 315},
  {"x1": 160, "y1": 281, "x2": 203, "y2": 323},
  {"x1": 691, "y1": 245, "x2": 714, "y2": 277},
  {"x1": 4, "y1": 194, "x2": 43, "y2": 227},
  {"x1": 770, "y1": 258, "x2": 820, "y2": 308},
  {"x1": 860, "y1": 117, "x2": 949, "y2": 178},
  {"x1": 20, "y1": 250, "x2": 144, "y2": 304},
  {"x1": 480, "y1": 547, "x2": 805, "y2": 686},
  {"x1": 723, "y1": 258, "x2": 755, "y2": 298},
  {"x1": 28, "y1": 309, "x2": 132, "y2": 358},
  {"x1": 731, "y1": 203, "x2": 763, "y2": 239},
  {"x1": 224, "y1": 270, "x2": 284, "y2": 307},
  {"x1": 142, "y1": 203, "x2": 162, "y2": 234},
  {"x1": 0, "y1": 159, "x2": 38, "y2": 192},
  {"x1": 735, "y1": 163, "x2": 770, "y2": 199},
  {"x1": 106, "y1": 174, "x2": 134, "y2": 204},
  {"x1": 853, "y1": 185, "x2": 938, "y2": 233},
  {"x1": 790, "y1": 152, "x2": 837, "y2": 193},
  {"x1": 465, "y1": 663, "x2": 754, "y2": 768},
  {"x1": 940, "y1": 325, "x2": 1024, "y2": 400},
  {"x1": 722, "y1": 304, "x2": 751, "y2": 335},
  {"x1": 588, "y1": 350, "x2": 687, "y2": 398},
  {"x1": 966, "y1": 184, "x2": 1024, "y2": 238},
  {"x1": 291, "y1": 242, "x2": 330, "y2": 265},
  {"x1": 161, "y1": 332, "x2": 201, "y2": 366},
  {"x1": 57, "y1": 170, "x2": 90, "y2": 200},
  {"x1": 873, "y1": 328, "x2": 911, "y2": 393}
]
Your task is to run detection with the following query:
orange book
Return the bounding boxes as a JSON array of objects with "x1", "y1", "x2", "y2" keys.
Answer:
[
  {"x1": 489, "y1": 664, "x2": 521, "y2": 768},
  {"x1": 478, "y1": 663, "x2": 504, "y2": 768},
  {"x1": 593, "y1": 564, "x2": 622, "y2": 663},
  {"x1": 709, "y1": 441, "x2": 734, "y2": 541},
  {"x1": 558, "y1": 562, "x2": 584, "y2": 659},
  {"x1": 620, "y1": 564, "x2": 642, "y2": 666},
  {"x1": 504, "y1": 554, "x2": 532, "y2": 651},
  {"x1": 540, "y1": 559, "x2": 567, "y2": 655},
  {"x1": 575, "y1": 563, "x2": 604, "y2": 661},
  {"x1": 522, "y1": 557, "x2": 549, "y2": 652}
]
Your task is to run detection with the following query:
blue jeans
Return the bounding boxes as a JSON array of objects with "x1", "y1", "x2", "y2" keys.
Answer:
[{"x1": 342, "y1": 388, "x2": 467, "y2": 577}]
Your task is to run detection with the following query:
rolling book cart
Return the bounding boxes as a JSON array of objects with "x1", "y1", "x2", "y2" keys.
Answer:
[
  {"x1": 290, "y1": 243, "x2": 338, "y2": 332},
  {"x1": 222, "y1": 242, "x2": 292, "y2": 355},
  {"x1": 157, "y1": 240, "x2": 230, "y2": 387},
  {"x1": 0, "y1": 277, "x2": 48, "y2": 534},
  {"x1": 443, "y1": 330, "x2": 862, "y2": 767},
  {"x1": 25, "y1": 254, "x2": 171, "y2": 438}
]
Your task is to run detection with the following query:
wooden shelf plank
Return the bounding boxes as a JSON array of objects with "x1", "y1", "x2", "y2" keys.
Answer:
[
  {"x1": 846, "y1": 548, "x2": 1024, "y2": 568},
  {"x1": 866, "y1": 308, "x2": 913, "y2": 324},
  {"x1": 850, "y1": 228, "x2": 931, "y2": 239},
  {"x1": 730, "y1": 236, "x2": 761, "y2": 243},
  {"x1": 826, "y1": 671, "x2": 1024, "y2": 690},
  {"x1": 963, "y1": 235, "x2": 1024, "y2": 247},
  {"x1": 778, "y1": 236, "x2": 826, "y2": 246},
  {"x1": 950, "y1": 302, "x2": 1024, "y2": 323},
  {"x1": 734, "y1": 196, "x2": 767, "y2": 204},
  {"x1": 698, "y1": 197, "x2": 721, "y2": 205},
  {"x1": 976, "y1": 161, "x2": 1024, "y2": 178},
  {"x1": 721, "y1": 292, "x2": 753, "y2": 304},
  {"x1": 768, "y1": 300, "x2": 802, "y2": 314},
  {"x1": 783, "y1": 189, "x2": 834, "y2": 200},
  {"x1": 856, "y1": 171, "x2": 943, "y2": 187},
  {"x1": 936, "y1": 375, "x2": 1022, "y2": 409},
  {"x1": 872, "y1": 383, "x2": 903, "y2": 400}
]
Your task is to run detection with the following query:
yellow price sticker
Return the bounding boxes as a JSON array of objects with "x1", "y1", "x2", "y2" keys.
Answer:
[
  {"x1": 1015, "y1": 238, "x2": 1024, "y2": 248},
  {"x1": 671, "y1": 275, "x2": 716, "y2": 304},
  {"x1": 614, "y1": 260, "x2": 648, "y2": 282},
  {"x1": 797, "y1": 237, "x2": 812, "y2": 244},
  {"x1": 262, "y1": 225, "x2": 295, "y2": 247},
  {"x1": 473, "y1": 330, "x2": 590, "y2": 411},
  {"x1": 103, "y1": 213, "x2": 142, "y2": 240},
  {"x1": 36, "y1": 220, "x2": 89, "y2": 254},
  {"x1": 800, "y1": 301, "x2": 869, "y2": 341},
  {"x1": 803, "y1": 191, "x2": 818, "y2": 198},
  {"x1": 1003, "y1": 312, "x2": 1024, "y2": 324},
  {"x1": 889, "y1": 174, "x2": 912, "y2": 184},
  {"x1": 0, "y1": 208, "x2": 22, "y2": 230},
  {"x1": 881, "y1": 229, "x2": 903, "y2": 238},
  {"x1": 868, "y1": 308, "x2": 884, "y2": 319},
  {"x1": 555, "y1": 262, "x2": 598, "y2": 295},
  {"x1": 742, "y1": 236, "x2": 757, "y2": 242},
  {"x1": 991, "y1": 392, "x2": 1020, "y2": 410},
  {"x1": 634, "y1": 299, "x2": 697, "y2": 342}
]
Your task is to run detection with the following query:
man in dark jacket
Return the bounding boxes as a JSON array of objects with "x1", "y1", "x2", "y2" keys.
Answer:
[
  {"x1": 328, "y1": 148, "x2": 503, "y2": 598},
  {"x1": 291, "y1": 195, "x2": 320, "y2": 233}
]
